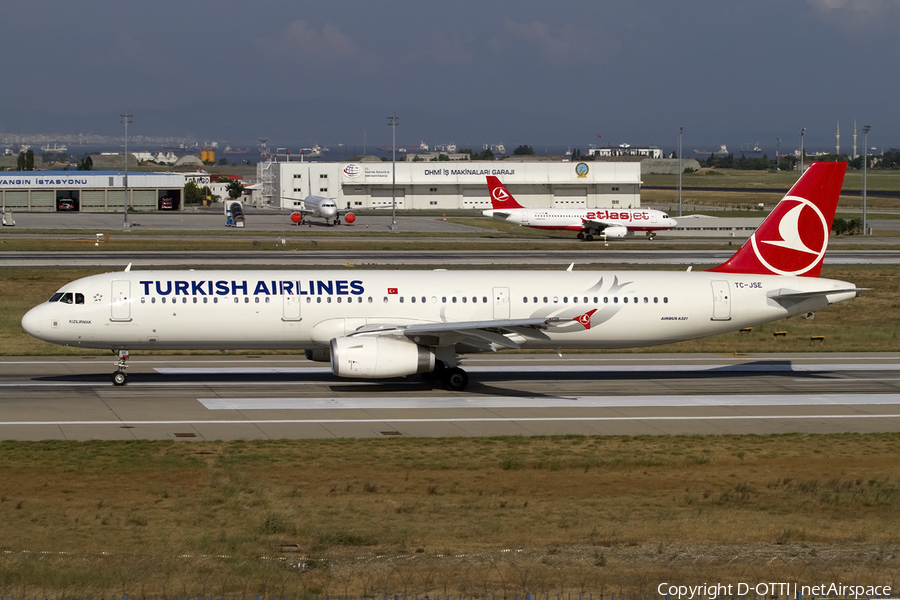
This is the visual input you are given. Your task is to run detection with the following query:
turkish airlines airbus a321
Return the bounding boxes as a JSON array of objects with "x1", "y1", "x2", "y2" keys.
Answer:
[
  {"x1": 482, "y1": 175, "x2": 678, "y2": 241},
  {"x1": 22, "y1": 162, "x2": 860, "y2": 391}
]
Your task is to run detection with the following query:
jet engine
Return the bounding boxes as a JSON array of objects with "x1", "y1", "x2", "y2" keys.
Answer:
[
  {"x1": 603, "y1": 225, "x2": 628, "y2": 238},
  {"x1": 344, "y1": 212, "x2": 356, "y2": 224},
  {"x1": 330, "y1": 336, "x2": 435, "y2": 379}
]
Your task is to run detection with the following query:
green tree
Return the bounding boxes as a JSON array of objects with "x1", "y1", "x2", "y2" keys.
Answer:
[
  {"x1": 226, "y1": 178, "x2": 245, "y2": 200},
  {"x1": 77, "y1": 155, "x2": 93, "y2": 171},
  {"x1": 513, "y1": 145, "x2": 534, "y2": 155},
  {"x1": 218, "y1": 157, "x2": 229, "y2": 166},
  {"x1": 184, "y1": 181, "x2": 203, "y2": 205},
  {"x1": 25, "y1": 149, "x2": 34, "y2": 170}
]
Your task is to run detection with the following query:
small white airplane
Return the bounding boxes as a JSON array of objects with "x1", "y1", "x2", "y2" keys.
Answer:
[
  {"x1": 22, "y1": 162, "x2": 860, "y2": 391},
  {"x1": 482, "y1": 175, "x2": 678, "y2": 240},
  {"x1": 287, "y1": 169, "x2": 355, "y2": 226}
]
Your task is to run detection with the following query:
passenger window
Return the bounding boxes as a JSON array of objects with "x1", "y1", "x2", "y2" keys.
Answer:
[
  {"x1": 573, "y1": 297, "x2": 578, "y2": 304},
  {"x1": 533, "y1": 297, "x2": 538, "y2": 303},
  {"x1": 543, "y1": 297, "x2": 548, "y2": 303},
  {"x1": 482, "y1": 297, "x2": 487, "y2": 303},
  {"x1": 383, "y1": 297, "x2": 388, "y2": 303},
  {"x1": 462, "y1": 297, "x2": 467, "y2": 303},
  {"x1": 203, "y1": 297, "x2": 208, "y2": 304},
  {"x1": 563, "y1": 297, "x2": 568, "y2": 303},
  {"x1": 624, "y1": 297, "x2": 628, "y2": 303},
  {"x1": 255, "y1": 297, "x2": 260, "y2": 303},
  {"x1": 233, "y1": 297, "x2": 238, "y2": 304},
  {"x1": 614, "y1": 297, "x2": 618, "y2": 304},
  {"x1": 523, "y1": 297, "x2": 528, "y2": 303},
  {"x1": 664, "y1": 297, "x2": 669, "y2": 303},
  {"x1": 411, "y1": 297, "x2": 416, "y2": 303},
  {"x1": 400, "y1": 297, "x2": 405, "y2": 303},
  {"x1": 151, "y1": 297, "x2": 156, "y2": 304},
  {"x1": 423, "y1": 297, "x2": 428, "y2": 303},
  {"x1": 162, "y1": 298, "x2": 167, "y2": 304},
  {"x1": 452, "y1": 297, "x2": 457, "y2": 303},
  {"x1": 326, "y1": 297, "x2": 332, "y2": 303},
  {"x1": 182, "y1": 297, "x2": 187, "y2": 304},
  {"x1": 317, "y1": 297, "x2": 322, "y2": 303},
  {"x1": 654, "y1": 297, "x2": 658, "y2": 303}
]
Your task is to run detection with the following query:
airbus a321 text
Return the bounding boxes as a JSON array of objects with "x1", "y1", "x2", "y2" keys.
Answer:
[
  {"x1": 483, "y1": 175, "x2": 677, "y2": 241},
  {"x1": 22, "y1": 162, "x2": 860, "y2": 390}
]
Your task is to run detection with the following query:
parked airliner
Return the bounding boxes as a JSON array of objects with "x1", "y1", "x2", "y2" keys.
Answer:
[
  {"x1": 287, "y1": 168, "x2": 355, "y2": 226},
  {"x1": 22, "y1": 162, "x2": 859, "y2": 390},
  {"x1": 483, "y1": 175, "x2": 677, "y2": 240}
]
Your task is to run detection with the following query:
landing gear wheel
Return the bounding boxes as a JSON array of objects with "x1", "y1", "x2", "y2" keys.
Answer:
[
  {"x1": 585, "y1": 234, "x2": 594, "y2": 242},
  {"x1": 112, "y1": 371, "x2": 127, "y2": 386},
  {"x1": 443, "y1": 367, "x2": 469, "y2": 391},
  {"x1": 577, "y1": 232, "x2": 585, "y2": 240}
]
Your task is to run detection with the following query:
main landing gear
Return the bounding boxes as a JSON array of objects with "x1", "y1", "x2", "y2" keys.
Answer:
[
  {"x1": 424, "y1": 362, "x2": 470, "y2": 391},
  {"x1": 112, "y1": 349, "x2": 129, "y2": 386},
  {"x1": 577, "y1": 231, "x2": 595, "y2": 242}
]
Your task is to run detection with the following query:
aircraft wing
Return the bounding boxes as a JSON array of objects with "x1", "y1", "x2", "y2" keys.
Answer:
[
  {"x1": 347, "y1": 317, "x2": 560, "y2": 351},
  {"x1": 582, "y1": 218, "x2": 617, "y2": 230}
]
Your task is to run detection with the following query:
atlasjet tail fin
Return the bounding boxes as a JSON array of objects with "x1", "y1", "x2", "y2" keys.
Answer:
[
  {"x1": 709, "y1": 161, "x2": 847, "y2": 277},
  {"x1": 486, "y1": 176, "x2": 525, "y2": 210}
]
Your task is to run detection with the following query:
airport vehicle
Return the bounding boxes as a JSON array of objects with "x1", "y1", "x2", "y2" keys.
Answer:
[
  {"x1": 482, "y1": 175, "x2": 677, "y2": 240},
  {"x1": 57, "y1": 199, "x2": 76, "y2": 211},
  {"x1": 21, "y1": 162, "x2": 859, "y2": 390}
]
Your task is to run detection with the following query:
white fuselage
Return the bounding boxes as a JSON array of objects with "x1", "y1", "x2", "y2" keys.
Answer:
[
  {"x1": 482, "y1": 207, "x2": 677, "y2": 233},
  {"x1": 22, "y1": 269, "x2": 856, "y2": 352}
]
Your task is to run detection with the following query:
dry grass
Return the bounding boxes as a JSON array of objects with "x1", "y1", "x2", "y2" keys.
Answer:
[{"x1": 1, "y1": 436, "x2": 900, "y2": 595}]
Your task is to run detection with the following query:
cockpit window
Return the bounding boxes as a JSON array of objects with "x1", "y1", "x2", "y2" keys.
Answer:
[{"x1": 53, "y1": 292, "x2": 84, "y2": 304}]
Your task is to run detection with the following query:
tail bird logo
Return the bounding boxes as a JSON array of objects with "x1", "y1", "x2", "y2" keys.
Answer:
[
  {"x1": 491, "y1": 186, "x2": 510, "y2": 204},
  {"x1": 750, "y1": 196, "x2": 829, "y2": 276},
  {"x1": 574, "y1": 309, "x2": 598, "y2": 329}
]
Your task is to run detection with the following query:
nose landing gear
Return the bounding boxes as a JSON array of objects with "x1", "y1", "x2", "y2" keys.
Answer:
[{"x1": 112, "y1": 349, "x2": 129, "y2": 386}]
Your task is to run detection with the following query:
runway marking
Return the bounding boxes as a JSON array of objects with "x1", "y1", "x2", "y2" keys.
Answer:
[
  {"x1": 1, "y1": 414, "x2": 900, "y2": 427},
  {"x1": 153, "y1": 363, "x2": 900, "y2": 375},
  {"x1": 198, "y1": 393, "x2": 900, "y2": 410}
]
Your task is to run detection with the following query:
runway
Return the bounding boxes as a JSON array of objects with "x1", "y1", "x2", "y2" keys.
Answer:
[
  {"x1": 3, "y1": 249, "x2": 900, "y2": 267},
  {"x1": 2, "y1": 353, "x2": 899, "y2": 440}
]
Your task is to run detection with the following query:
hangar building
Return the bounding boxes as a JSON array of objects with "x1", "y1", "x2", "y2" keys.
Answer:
[
  {"x1": 262, "y1": 160, "x2": 642, "y2": 211},
  {"x1": 0, "y1": 171, "x2": 184, "y2": 212}
]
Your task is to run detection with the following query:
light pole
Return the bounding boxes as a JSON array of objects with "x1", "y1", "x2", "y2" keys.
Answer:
[
  {"x1": 677, "y1": 126, "x2": 683, "y2": 217},
  {"x1": 121, "y1": 113, "x2": 132, "y2": 230},
  {"x1": 799, "y1": 128, "x2": 805, "y2": 173},
  {"x1": 387, "y1": 116, "x2": 399, "y2": 231},
  {"x1": 775, "y1": 137, "x2": 781, "y2": 170},
  {"x1": 863, "y1": 125, "x2": 871, "y2": 235}
]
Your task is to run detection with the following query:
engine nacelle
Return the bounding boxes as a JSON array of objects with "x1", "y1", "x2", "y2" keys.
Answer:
[
  {"x1": 305, "y1": 348, "x2": 331, "y2": 362},
  {"x1": 330, "y1": 336, "x2": 435, "y2": 379},
  {"x1": 603, "y1": 225, "x2": 628, "y2": 238},
  {"x1": 344, "y1": 212, "x2": 356, "y2": 224}
]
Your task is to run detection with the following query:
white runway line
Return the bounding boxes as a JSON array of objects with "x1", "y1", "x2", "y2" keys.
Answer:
[
  {"x1": 198, "y1": 393, "x2": 900, "y2": 411},
  {"x1": 1, "y1": 414, "x2": 900, "y2": 427}
]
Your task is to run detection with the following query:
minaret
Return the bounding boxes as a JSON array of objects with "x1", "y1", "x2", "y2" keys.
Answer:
[
  {"x1": 853, "y1": 120, "x2": 858, "y2": 159},
  {"x1": 836, "y1": 121, "x2": 840, "y2": 156}
]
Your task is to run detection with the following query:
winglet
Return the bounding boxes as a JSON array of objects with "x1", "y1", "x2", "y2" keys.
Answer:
[
  {"x1": 709, "y1": 161, "x2": 846, "y2": 277},
  {"x1": 486, "y1": 176, "x2": 525, "y2": 209}
]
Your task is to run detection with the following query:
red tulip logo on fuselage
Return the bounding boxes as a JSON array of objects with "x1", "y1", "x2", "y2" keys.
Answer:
[{"x1": 750, "y1": 196, "x2": 829, "y2": 276}]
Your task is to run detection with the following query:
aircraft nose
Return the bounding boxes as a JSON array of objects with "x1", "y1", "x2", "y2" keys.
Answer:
[
  {"x1": 21, "y1": 305, "x2": 46, "y2": 339},
  {"x1": 322, "y1": 205, "x2": 337, "y2": 218}
]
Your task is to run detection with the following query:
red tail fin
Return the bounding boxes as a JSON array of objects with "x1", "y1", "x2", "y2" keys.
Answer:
[
  {"x1": 486, "y1": 176, "x2": 525, "y2": 209},
  {"x1": 709, "y1": 161, "x2": 846, "y2": 277}
]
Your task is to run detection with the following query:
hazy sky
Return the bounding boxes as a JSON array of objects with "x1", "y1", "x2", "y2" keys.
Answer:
[{"x1": 1, "y1": 0, "x2": 898, "y2": 153}]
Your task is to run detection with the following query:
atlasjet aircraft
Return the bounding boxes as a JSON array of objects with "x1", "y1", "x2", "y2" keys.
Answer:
[
  {"x1": 483, "y1": 175, "x2": 677, "y2": 240},
  {"x1": 22, "y1": 162, "x2": 860, "y2": 391}
]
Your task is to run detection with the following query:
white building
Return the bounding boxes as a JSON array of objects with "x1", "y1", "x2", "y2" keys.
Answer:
[
  {"x1": 587, "y1": 145, "x2": 662, "y2": 159},
  {"x1": 0, "y1": 171, "x2": 185, "y2": 212},
  {"x1": 266, "y1": 160, "x2": 642, "y2": 211}
]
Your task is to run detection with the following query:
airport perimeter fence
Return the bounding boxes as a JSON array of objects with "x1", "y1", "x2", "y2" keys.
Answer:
[{"x1": 2, "y1": 547, "x2": 899, "y2": 598}]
